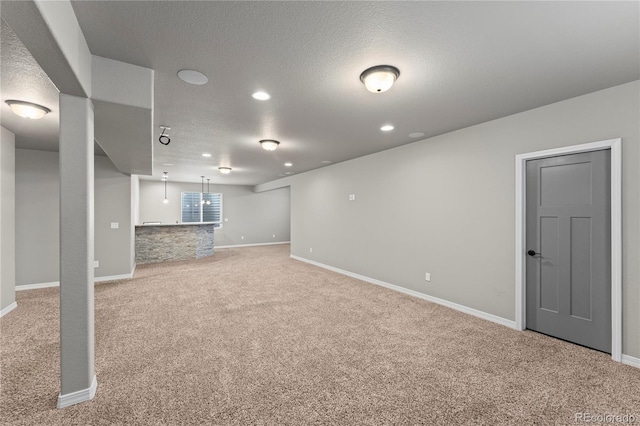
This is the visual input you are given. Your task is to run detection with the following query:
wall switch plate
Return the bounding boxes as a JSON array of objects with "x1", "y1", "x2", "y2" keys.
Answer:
[
  {"x1": 310, "y1": 247, "x2": 313, "y2": 253},
  {"x1": 348, "y1": 194, "x2": 356, "y2": 201},
  {"x1": 224, "y1": 218, "x2": 228, "y2": 222},
  {"x1": 425, "y1": 272, "x2": 431, "y2": 281},
  {"x1": 94, "y1": 261, "x2": 99, "y2": 268},
  {"x1": 241, "y1": 236, "x2": 244, "y2": 240},
  {"x1": 110, "y1": 222, "x2": 119, "y2": 229},
  {"x1": 272, "y1": 234, "x2": 276, "y2": 238}
]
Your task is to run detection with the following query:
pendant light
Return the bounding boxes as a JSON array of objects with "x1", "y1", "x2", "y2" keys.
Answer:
[
  {"x1": 206, "y1": 178, "x2": 211, "y2": 205},
  {"x1": 162, "y1": 172, "x2": 169, "y2": 204},
  {"x1": 201, "y1": 176, "x2": 205, "y2": 205}
]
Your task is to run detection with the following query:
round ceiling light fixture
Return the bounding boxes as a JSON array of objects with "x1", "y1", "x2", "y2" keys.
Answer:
[
  {"x1": 201, "y1": 153, "x2": 212, "y2": 157},
  {"x1": 177, "y1": 69, "x2": 208, "y2": 85},
  {"x1": 252, "y1": 91, "x2": 271, "y2": 101},
  {"x1": 260, "y1": 139, "x2": 280, "y2": 151},
  {"x1": 219, "y1": 167, "x2": 232, "y2": 174},
  {"x1": 359, "y1": 65, "x2": 400, "y2": 93},
  {"x1": 5, "y1": 100, "x2": 51, "y2": 119},
  {"x1": 159, "y1": 126, "x2": 171, "y2": 145},
  {"x1": 284, "y1": 162, "x2": 293, "y2": 167},
  {"x1": 380, "y1": 124, "x2": 395, "y2": 132}
]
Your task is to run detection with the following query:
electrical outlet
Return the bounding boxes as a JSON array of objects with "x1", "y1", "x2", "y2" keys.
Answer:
[
  {"x1": 309, "y1": 247, "x2": 313, "y2": 253},
  {"x1": 425, "y1": 272, "x2": 431, "y2": 281},
  {"x1": 241, "y1": 236, "x2": 244, "y2": 240},
  {"x1": 94, "y1": 261, "x2": 99, "y2": 268},
  {"x1": 348, "y1": 194, "x2": 356, "y2": 201},
  {"x1": 110, "y1": 222, "x2": 119, "y2": 229},
  {"x1": 224, "y1": 218, "x2": 228, "y2": 222},
  {"x1": 272, "y1": 234, "x2": 276, "y2": 238}
]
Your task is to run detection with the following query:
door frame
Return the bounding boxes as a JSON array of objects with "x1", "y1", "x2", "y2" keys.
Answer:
[{"x1": 515, "y1": 138, "x2": 622, "y2": 362}]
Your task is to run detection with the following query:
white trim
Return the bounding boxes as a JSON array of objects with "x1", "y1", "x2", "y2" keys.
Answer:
[
  {"x1": 16, "y1": 265, "x2": 137, "y2": 291},
  {"x1": 57, "y1": 375, "x2": 97, "y2": 409},
  {"x1": 95, "y1": 263, "x2": 136, "y2": 283},
  {"x1": 0, "y1": 301, "x2": 17, "y2": 317},
  {"x1": 514, "y1": 138, "x2": 622, "y2": 362},
  {"x1": 291, "y1": 255, "x2": 517, "y2": 330},
  {"x1": 621, "y1": 355, "x2": 640, "y2": 369},
  {"x1": 216, "y1": 241, "x2": 290, "y2": 249},
  {"x1": 16, "y1": 281, "x2": 59, "y2": 291}
]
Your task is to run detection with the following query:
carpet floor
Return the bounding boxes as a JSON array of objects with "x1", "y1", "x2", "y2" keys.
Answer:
[{"x1": 1, "y1": 244, "x2": 639, "y2": 425}]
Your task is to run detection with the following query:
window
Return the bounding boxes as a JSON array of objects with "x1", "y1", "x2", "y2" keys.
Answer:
[{"x1": 181, "y1": 192, "x2": 222, "y2": 228}]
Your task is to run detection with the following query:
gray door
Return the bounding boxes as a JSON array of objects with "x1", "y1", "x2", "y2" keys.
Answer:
[{"x1": 526, "y1": 150, "x2": 611, "y2": 353}]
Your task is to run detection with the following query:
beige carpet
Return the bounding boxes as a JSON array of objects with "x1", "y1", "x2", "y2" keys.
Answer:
[{"x1": 1, "y1": 244, "x2": 639, "y2": 425}]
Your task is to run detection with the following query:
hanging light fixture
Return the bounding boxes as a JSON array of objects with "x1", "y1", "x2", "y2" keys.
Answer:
[
  {"x1": 219, "y1": 167, "x2": 232, "y2": 174},
  {"x1": 162, "y1": 172, "x2": 169, "y2": 204},
  {"x1": 206, "y1": 178, "x2": 211, "y2": 205},
  {"x1": 259, "y1": 139, "x2": 280, "y2": 151},
  {"x1": 5, "y1": 100, "x2": 51, "y2": 119},
  {"x1": 359, "y1": 65, "x2": 400, "y2": 93},
  {"x1": 201, "y1": 176, "x2": 206, "y2": 204}
]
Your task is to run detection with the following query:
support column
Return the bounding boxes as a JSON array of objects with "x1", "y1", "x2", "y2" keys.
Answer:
[{"x1": 58, "y1": 94, "x2": 96, "y2": 408}]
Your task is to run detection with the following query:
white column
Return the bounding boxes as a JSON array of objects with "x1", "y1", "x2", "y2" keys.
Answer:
[{"x1": 58, "y1": 94, "x2": 97, "y2": 408}]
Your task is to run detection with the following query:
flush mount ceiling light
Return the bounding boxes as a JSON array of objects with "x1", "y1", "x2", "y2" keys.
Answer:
[
  {"x1": 159, "y1": 126, "x2": 171, "y2": 145},
  {"x1": 219, "y1": 167, "x2": 232, "y2": 174},
  {"x1": 380, "y1": 124, "x2": 394, "y2": 132},
  {"x1": 202, "y1": 153, "x2": 212, "y2": 157},
  {"x1": 5, "y1": 100, "x2": 51, "y2": 119},
  {"x1": 359, "y1": 65, "x2": 400, "y2": 93},
  {"x1": 177, "y1": 69, "x2": 208, "y2": 85},
  {"x1": 252, "y1": 91, "x2": 271, "y2": 101},
  {"x1": 260, "y1": 139, "x2": 280, "y2": 151},
  {"x1": 284, "y1": 162, "x2": 292, "y2": 167}
]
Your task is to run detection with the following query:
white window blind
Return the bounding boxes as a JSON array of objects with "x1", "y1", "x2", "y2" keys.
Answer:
[{"x1": 181, "y1": 192, "x2": 222, "y2": 228}]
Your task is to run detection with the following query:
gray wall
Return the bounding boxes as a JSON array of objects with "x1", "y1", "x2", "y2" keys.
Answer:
[
  {"x1": 138, "y1": 180, "x2": 290, "y2": 247},
  {"x1": 0, "y1": 127, "x2": 16, "y2": 312},
  {"x1": 256, "y1": 81, "x2": 640, "y2": 358},
  {"x1": 15, "y1": 149, "x2": 134, "y2": 285}
]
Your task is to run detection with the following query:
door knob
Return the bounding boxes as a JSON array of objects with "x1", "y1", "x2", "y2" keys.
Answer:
[{"x1": 527, "y1": 250, "x2": 539, "y2": 257}]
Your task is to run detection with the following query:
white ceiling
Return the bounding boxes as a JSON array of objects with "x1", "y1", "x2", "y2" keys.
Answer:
[{"x1": 3, "y1": 2, "x2": 639, "y2": 185}]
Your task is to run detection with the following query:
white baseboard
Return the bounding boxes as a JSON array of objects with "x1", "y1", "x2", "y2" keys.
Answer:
[
  {"x1": 216, "y1": 241, "x2": 290, "y2": 249},
  {"x1": 621, "y1": 354, "x2": 640, "y2": 369},
  {"x1": 57, "y1": 375, "x2": 97, "y2": 409},
  {"x1": 16, "y1": 265, "x2": 137, "y2": 291},
  {"x1": 290, "y1": 255, "x2": 517, "y2": 330},
  {"x1": 16, "y1": 281, "x2": 59, "y2": 291},
  {"x1": 0, "y1": 301, "x2": 17, "y2": 317}
]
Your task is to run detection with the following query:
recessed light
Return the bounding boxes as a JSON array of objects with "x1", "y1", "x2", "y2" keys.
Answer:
[
  {"x1": 409, "y1": 132, "x2": 426, "y2": 138},
  {"x1": 5, "y1": 100, "x2": 51, "y2": 119},
  {"x1": 177, "y1": 69, "x2": 208, "y2": 85},
  {"x1": 252, "y1": 91, "x2": 271, "y2": 101},
  {"x1": 284, "y1": 162, "x2": 293, "y2": 167},
  {"x1": 321, "y1": 160, "x2": 332, "y2": 164},
  {"x1": 381, "y1": 125, "x2": 394, "y2": 132},
  {"x1": 219, "y1": 167, "x2": 232, "y2": 174},
  {"x1": 202, "y1": 153, "x2": 212, "y2": 157}
]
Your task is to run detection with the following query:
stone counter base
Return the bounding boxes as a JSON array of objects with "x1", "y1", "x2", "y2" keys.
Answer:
[{"x1": 135, "y1": 224, "x2": 214, "y2": 264}]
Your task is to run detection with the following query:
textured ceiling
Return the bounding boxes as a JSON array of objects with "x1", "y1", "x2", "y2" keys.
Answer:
[
  {"x1": 4, "y1": 2, "x2": 640, "y2": 185},
  {"x1": 0, "y1": 18, "x2": 107, "y2": 156}
]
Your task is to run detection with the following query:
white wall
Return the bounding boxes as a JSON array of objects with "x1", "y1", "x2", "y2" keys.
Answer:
[
  {"x1": 0, "y1": 127, "x2": 16, "y2": 314},
  {"x1": 256, "y1": 81, "x2": 640, "y2": 358},
  {"x1": 138, "y1": 180, "x2": 290, "y2": 247},
  {"x1": 15, "y1": 149, "x2": 134, "y2": 285}
]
